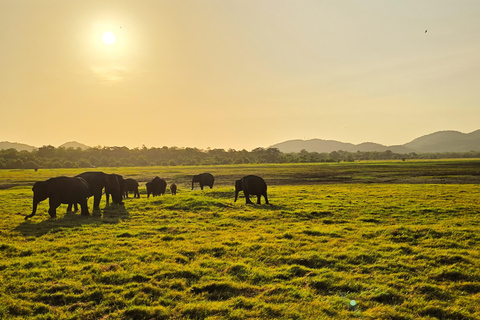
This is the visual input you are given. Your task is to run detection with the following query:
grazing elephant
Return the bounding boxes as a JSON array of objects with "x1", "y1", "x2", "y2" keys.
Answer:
[
  {"x1": 192, "y1": 173, "x2": 214, "y2": 190},
  {"x1": 146, "y1": 177, "x2": 167, "y2": 198},
  {"x1": 170, "y1": 183, "x2": 177, "y2": 195},
  {"x1": 235, "y1": 175, "x2": 269, "y2": 205},
  {"x1": 106, "y1": 174, "x2": 125, "y2": 204},
  {"x1": 25, "y1": 176, "x2": 90, "y2": 220},
  {"x1": 146, "y1": 181, "x2": 155, "y2": 198},
  {"x1": 68, "y1": 172, "x2": 122, "y2": 211},
  {"x1": 124, "y1": 178, "x2": 140, "y2": 198}
]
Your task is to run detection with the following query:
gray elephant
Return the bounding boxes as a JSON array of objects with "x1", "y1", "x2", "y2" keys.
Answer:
[
  {"x1": 68, "y1": 172, "x2": 122, "y2": 211},
  {"x1": 25, "y1": 176, "x2": 90, "y2": 220},
  {"x1": 147, "y1": 177, "x2": 167, "y2": 198},
  {"x1": 192, "y1": 173, "x2": 214, "y2": 190},
  {"x1": 124, "y1": 178, "x2": 140, "y2": 198},
  {"x1": 234, "y1": 175, "x2": 269, "y2": 205}
]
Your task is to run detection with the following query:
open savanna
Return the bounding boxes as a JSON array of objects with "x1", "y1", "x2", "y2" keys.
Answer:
[{"x1": 0, "y1": 160, "x2": 479, "y2": 319}]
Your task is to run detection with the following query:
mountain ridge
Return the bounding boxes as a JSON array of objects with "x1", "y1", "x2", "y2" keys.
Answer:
[
  {"x1": 1, "y1": 130, "x2": 479, "y2": 153},
  {"x1": 0, "y1": 141, "x2": 90, "y2": 151},
  {"x1": 270, "y1": 130, "x2": 480, "y2": 154}
]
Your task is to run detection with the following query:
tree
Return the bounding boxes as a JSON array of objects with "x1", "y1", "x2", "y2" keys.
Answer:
[
  {"x1": 137, "y1": 156, "x2": 149, "y2": 166},
  {"x1": 77, "y1": 159, "x2": 91, "y2": 168},
  {"x1": 37, "y1": 145, "x2": 56, "y2": 158}
]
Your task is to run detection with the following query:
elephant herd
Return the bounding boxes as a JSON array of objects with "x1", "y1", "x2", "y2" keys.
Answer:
[{"x1": 25, "y1": 171, "x2": 269, "y2": 220}]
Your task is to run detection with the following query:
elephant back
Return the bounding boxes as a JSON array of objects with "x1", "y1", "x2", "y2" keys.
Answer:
[
  {"x1": 242, "y1": 175, "x2": 267, "y2": 192},
  {"x1": 76, "y1": 171, "x2": 107, "y2": 195}
]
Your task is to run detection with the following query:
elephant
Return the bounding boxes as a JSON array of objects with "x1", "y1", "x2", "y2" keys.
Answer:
[
  {"x1": 146, "y1": 181, "x2": 156, "y2": 198},
  {"x1": 124, "y1": 178, "x2": 140, "y2": 198},
  {"x1": 234, "y1": 175, "x2": 269, "y2": 205},
  {"x1": 25, "y1": 176, "x2": 90, "y2": 220},
  {"x1": 170, "y1": 183, "x2": 177, "y2": 195},
  {"x1": 146, "y1": 177, "x2": 167, "y2": 198},
  {"x1": 106, "y1": 174, "x2": 125, "y2": 204},
  {"x1": 68, "y1": 171, "x2": 122, "y2": 211},
  {"x1": 192, "y1": 173, "x2": 214, "y2": 190}
]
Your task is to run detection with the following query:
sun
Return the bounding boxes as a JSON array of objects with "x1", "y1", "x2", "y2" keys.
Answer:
[{"x1": 102, "y1": 31, "x2": 116, "y2": 45}]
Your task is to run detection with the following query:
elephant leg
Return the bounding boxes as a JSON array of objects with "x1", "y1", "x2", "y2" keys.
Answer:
[
  {"x1": 66, "y1": 203, "x2": 76, "y2": 214},
  {"x1": 80, "y1": 199, "x2": 89, "y2": 216},
  {"x1": 106, "y1": 192, "x2": 110, "y2": 204},
  {"x1": 93, "y1": 193, "x2": 101, "y2": 209},
  {"x1": 257, "y1": 194, "x2": 261, "y2": 204},
  {"x1": 245, "y1": 193, "x2": 253, "y2": 204},
  {"x1": 48, "y1": 198, "x2": 60, "y2": 218},
  {"x1": 264, "y1": 192, "x2": 269, "y2": 205},
  {"x1": 200, "y1": 183, "x2": 204, "y2": 190}
]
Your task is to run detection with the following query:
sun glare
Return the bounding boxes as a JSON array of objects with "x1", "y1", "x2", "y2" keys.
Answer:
[{"x1": 102, "y1": 31, "x2": 116, "y2": 45}]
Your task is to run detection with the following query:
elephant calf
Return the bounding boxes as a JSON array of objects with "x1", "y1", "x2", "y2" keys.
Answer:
[
  {"x1": 124, "y1": 178, "x2": 140, "y2": 198},
  {"x1": 170, "y1": 183, "x2": 177, "y2": 195},
  {"x1": 25, "y1": 176, "x2": 90, "y2": 220},
  {"x1": 235, "y1": 175, "x2": 269, "y2": 205},
  {"x1": 146, "y1": 177, "x2": 167, "y2": 198}
]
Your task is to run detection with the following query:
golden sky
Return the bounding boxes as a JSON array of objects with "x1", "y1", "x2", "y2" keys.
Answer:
[{"x1": 1, "y1": 1, "x2": 479, "y2": 150}]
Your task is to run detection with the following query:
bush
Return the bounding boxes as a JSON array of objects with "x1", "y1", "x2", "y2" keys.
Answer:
[{"x1": 63, "y1": 161, "x2": 78, "y2": 168}]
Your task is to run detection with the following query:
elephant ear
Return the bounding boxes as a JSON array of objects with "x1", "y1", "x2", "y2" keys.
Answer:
[{"x1": 33, "y1": 181, "x2": 49, "y2": 198}]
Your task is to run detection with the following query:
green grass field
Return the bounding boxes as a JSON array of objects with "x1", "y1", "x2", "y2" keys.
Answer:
[{"x1": 1, "y1": 161, "x2": 479, "y2": 319}]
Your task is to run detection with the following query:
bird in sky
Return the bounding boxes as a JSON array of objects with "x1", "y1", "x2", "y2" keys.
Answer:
[{"x1": 425, "y1": 30, "x2": 427, "y2": 33}]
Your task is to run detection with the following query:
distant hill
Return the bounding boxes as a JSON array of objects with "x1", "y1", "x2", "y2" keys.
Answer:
[
  {"x1": 403, "y1": 130, "x2": 480, "y2": 153},
  {"x1": 0, "y1": 141, "x2": 90, "y2": 152},
  {"x1": 0, "y1": 141, "x2": 37, "y2": 152},
  {"x1": 270, "y1": 130, "x2": 480, "y2": 154},
  {"x1": 270, "y1": 139, "x2": 414, "y2": 154},
  {"x1": 59, "y1": 141, "x2": 90, "y2": 150}
]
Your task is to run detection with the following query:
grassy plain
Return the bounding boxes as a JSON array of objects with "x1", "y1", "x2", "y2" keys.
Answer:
[{"x1": 0, "y1": 161, "x2": 479, "y2": 319}]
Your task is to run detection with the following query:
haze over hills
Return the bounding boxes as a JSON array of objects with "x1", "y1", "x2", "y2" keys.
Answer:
[
  {"x1": 0, "y1": 141, "x2": 90, "y2": 151},
  {"x1": 270, "y1": 130, "x2": 480, "y2": 154},
  {"x1": 0, "y1": 141, "x2": 37, "y2": 152},
  {"x1": 59, "y1": 141, "x2": 90, "y2": 150},
  {"x1": 1, "y1": 130, "x2": 480, "y2": 154}
]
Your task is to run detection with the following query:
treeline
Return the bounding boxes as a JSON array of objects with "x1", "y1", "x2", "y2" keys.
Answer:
[{"x1": 1, "y1": 145, "x2": 480, "y2": 169}]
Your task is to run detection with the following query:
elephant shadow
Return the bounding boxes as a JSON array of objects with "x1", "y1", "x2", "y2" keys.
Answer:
[
  {"x1": 14, "y1": 205, "x2": 130, "y2": 237},
  {"x1": 249, "y1": 203, "x2": 287, "y2": 211}
]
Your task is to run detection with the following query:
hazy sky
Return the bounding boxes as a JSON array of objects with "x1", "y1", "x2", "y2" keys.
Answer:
[{"x1": 1, "y1": 1, "x2": 479, "y2": 150}]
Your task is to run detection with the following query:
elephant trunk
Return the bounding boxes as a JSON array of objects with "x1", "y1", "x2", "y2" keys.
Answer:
[
  {"x1": 192, "y1": 180, "x2": 194, "y2": 190},
  {"x1": 234, "y1": 190, "x2": 239, "y2": 202},
  {"x1": 112, "y1": 189, "x2": 121, "y2": 204},
  {"x1": 25, "y1": 199, "x2": 39, "y2": 220}
]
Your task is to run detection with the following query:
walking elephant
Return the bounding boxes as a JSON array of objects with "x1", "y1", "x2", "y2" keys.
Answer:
[
  {"x1": 124, "y1": 178, "x2": 140, "y2": 198},
  {"x1": 234, "y1": 175, "x2": 269, "y2": 205},
  {"x1": 68, "y1": 171, "x2": 123, "y2": 211},
  {"x1": 146, "y1": 177, "x2": 167, "y2": 198},
  {"x1": 25, "y1": 176, "x2": 90, "y2": 220},
  {"x1": 192, "y1": 173, "x2": 214, "y2": 190}
]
